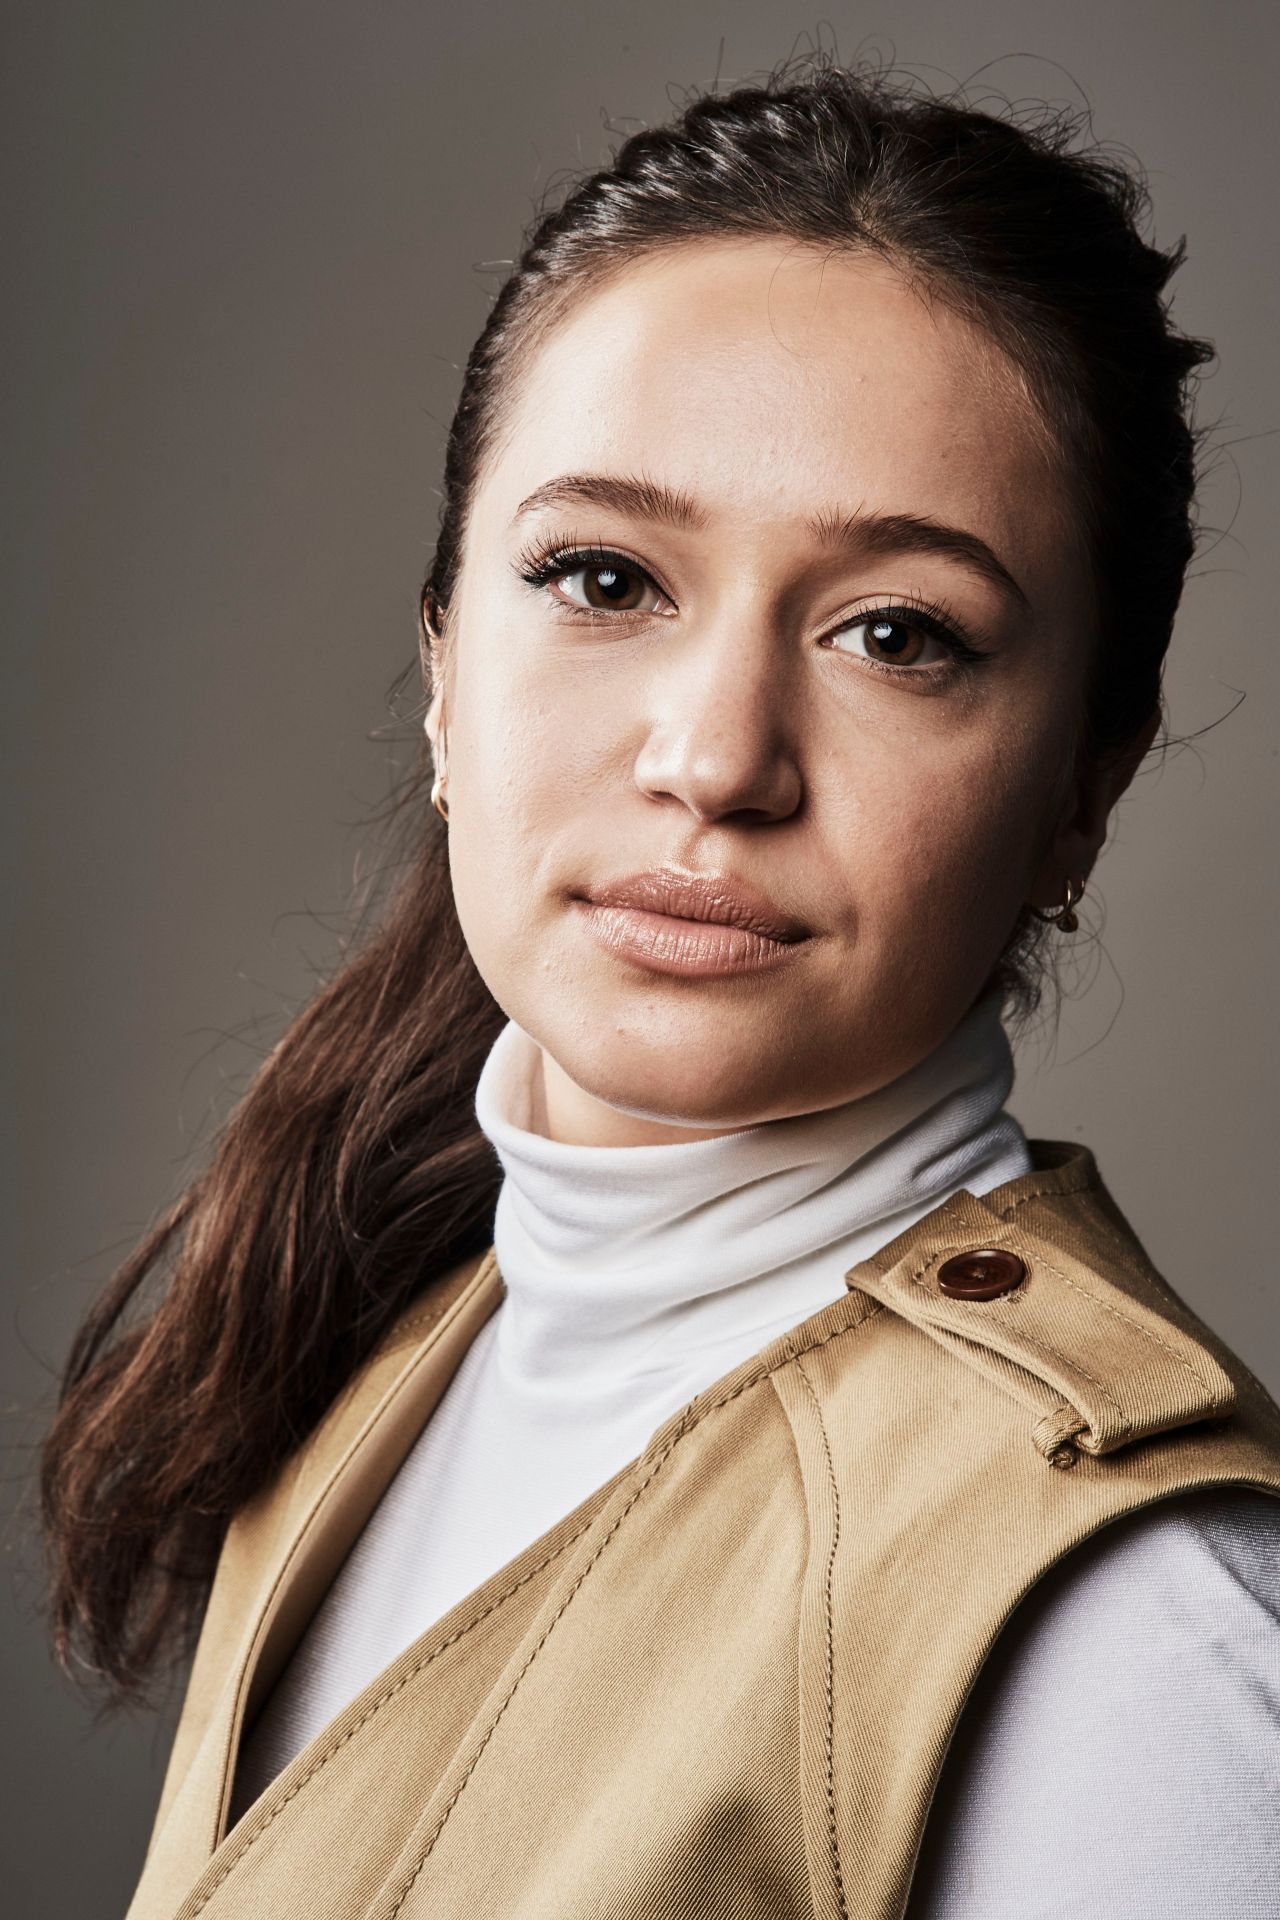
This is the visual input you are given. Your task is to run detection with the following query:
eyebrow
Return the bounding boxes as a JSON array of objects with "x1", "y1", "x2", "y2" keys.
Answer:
[{"x1": 511, "y1": 472, "x2": 1031, "y2": 612}]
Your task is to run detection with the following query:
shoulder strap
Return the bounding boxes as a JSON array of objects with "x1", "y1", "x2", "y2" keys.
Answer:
[{"x1": 845, "y1": 1141, "x2": 1243, "y2": 1467}]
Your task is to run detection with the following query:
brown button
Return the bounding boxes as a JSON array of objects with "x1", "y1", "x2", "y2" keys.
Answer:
[{"x1": 936, "y1": 1249, "x2": 1027, "y2": 1299}]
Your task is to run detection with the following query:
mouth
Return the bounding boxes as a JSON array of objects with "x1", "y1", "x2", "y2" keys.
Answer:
[{"x1": 572, "y1": 866, "x2": 812, "y2": 979}]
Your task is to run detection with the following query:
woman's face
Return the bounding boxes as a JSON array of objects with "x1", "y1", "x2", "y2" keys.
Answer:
[{"x1": 429, "y1": 238, "x2": 1145, "y2": 1146}]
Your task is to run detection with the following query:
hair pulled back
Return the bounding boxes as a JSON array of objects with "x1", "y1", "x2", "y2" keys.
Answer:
[{"x1": 39, "y1": 52, "x2": 1215, "y2": 1701}]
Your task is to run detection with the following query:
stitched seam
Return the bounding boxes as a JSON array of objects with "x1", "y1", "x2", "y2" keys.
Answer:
[
  {"x1": 374, "y1": 1310, "x2": 452, "y2": 1358},
  {"x1": 205, "y1": 1267, "x2": 497, "y2": 1845},
  {"x1": 388, "y1": 1305, "x2": 452, "y2": 1336},
  {"x1": 382, "y1": 1255, "x2": 498, "y2": 1345},
  {"x1": 379, "y1": 1303, "x2": 462, "y2": 1350},
  {"x1": 994, "y1": 1168, "x2": 1099, "y2": 1217},
  {"x1": 383, "y1": 1302, "x2": 886, "y2": 1917},
  {"x1": 792, "y1": 1358, "x2": 850, "y2": 1920},
  {"x1": 189, "y1": 1298, "x2": 883, "y2": 1915},
  {"x1": 385, "y1": 1452, "x2": 678, "y2": 1914},
  {"x1": 900, "y1": 1250, "x2": 1132, "y2": 1438},
  {"x1": 187, "y1": 1520, "x2": 593, "y2": 1915},
  {"x1": 997, "y1": 1174, "x2": 1224, "y2": 1405},
  {"x1": 901, "y1": 1230, "x2": 1226, "y2": 1437},
  {"x1": 1025, "y1": 1250, "x2": 1223, "y2": 1407}
]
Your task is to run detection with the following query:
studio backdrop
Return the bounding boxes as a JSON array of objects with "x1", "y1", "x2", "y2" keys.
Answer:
[{"x1": 5, "y1": 4, "x2": 1277, "y2": 1913}]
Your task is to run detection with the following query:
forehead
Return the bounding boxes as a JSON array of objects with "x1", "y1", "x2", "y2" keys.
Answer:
[{"x1": 481, "y1": 237, "x2": 1074, "y2": 563}]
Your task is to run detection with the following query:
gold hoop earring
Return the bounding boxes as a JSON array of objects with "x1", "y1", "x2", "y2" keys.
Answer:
[
  {"x1": 1030, "y1": 875, "x2": 1084, "y2": 932},
  {"x1": 431, "y1": 767, "x2": 449, "y2": 822}
]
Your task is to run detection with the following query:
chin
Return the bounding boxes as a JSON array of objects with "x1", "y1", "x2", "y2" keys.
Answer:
[{"x1": 563, "y1": 1029, "x2": 802, "y2": 1133}]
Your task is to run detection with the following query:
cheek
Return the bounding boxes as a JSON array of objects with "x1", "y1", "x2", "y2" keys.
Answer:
[
  {"x1": 442, "y1": 663, "x2": 604, "y2": 982},
  {"x1": 458, "y1": 662, "x2": 631, "y2": 878},
  {"x1": 452, "y1": 655, "x2": 557, "y2": 832},
  {"x1": 840, "y1": 740, "x2": 1044, "y2": 937}
]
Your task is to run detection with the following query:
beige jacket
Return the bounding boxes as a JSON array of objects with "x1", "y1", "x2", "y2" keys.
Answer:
[{"x1": 127, "y1": 1139, "x2": 1280, "y2": 1920}]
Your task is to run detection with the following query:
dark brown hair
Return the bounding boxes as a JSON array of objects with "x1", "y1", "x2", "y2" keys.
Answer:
[{"x1": 40, "y1": 51, "x2": 1215, "y2": 1702}]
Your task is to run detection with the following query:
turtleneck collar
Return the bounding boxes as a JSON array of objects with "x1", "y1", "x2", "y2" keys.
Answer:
[{"x1": 472, "y1": 990, "x2": 1032, "y2": 1389}]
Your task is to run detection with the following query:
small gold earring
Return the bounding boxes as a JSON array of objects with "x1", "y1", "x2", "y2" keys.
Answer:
[{"x1": 1030, "y1": 875, "x2": 1084, "y2": 932}]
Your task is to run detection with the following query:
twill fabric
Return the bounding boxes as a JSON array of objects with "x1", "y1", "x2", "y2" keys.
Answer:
[
  {"x1": 232, "y1": 987, "x2": 1033, "y2": 1809},
  {"x1": 126, "y1": 1140, "x2": 1280, "y2": 1920}
]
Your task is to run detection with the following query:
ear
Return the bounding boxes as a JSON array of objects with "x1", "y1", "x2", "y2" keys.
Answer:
[
  {"x1": 1027, "y1": 705, "x2": 1162, "y2": 910},
  {"x1": 419, "y1": 592, "x2": 448, "y2": 755},
  {"x1": 423, "y1": 678, "x2": 445, "y2": 756}
]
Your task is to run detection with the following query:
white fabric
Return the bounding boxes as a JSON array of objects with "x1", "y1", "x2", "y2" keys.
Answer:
[
  {"x1": 907, "y1": 1484, "x2": 1280, "y2": 1918},
  {"x1": 233, "y1": 987, "x2": 1030, "y2": 1813},
  {"x1": 231, "y1": 993, "x2": 1280, "y2": 1916}
]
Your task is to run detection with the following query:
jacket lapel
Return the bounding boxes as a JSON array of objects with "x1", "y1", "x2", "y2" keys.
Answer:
[{"x1": 128, "y1": 1246, "x2": 505, "y2": 1920}]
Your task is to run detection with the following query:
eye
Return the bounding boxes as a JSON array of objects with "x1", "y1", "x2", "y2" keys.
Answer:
[
  {"x1": 560, "y1": 560, "x2": 662, "y2": 613},
  {"x1": 521, "y1": 544, "x2": 670, "y2": 616},
  {"x1": 514, "y1": 541, "x2": 991, "y2": 676},
  {"x1": 825, "y1": 611, "x2": 953, "y2": 671}
]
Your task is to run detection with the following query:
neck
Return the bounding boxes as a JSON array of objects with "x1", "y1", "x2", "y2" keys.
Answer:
[{"x1": 472, "y1": 989, "x2": 1032, "y2": 1379}]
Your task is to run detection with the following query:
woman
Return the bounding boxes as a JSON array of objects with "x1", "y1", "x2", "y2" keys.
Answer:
[{"x1": 42, "y1": 55, "x2": 1280, "y2": 1920}]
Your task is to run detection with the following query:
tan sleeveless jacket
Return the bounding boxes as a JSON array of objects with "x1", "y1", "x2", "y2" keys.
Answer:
[{"x1": 126, "y1": 1139, "x2": 1280, "y2": 1920}]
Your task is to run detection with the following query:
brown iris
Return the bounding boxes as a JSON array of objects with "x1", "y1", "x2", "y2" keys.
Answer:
[
  {"x1": 861, "y1": 617, "x2": 926, "y2": 665},
  {"x1": 577, "y1": 562, "x2": 649, "y2": 611}
]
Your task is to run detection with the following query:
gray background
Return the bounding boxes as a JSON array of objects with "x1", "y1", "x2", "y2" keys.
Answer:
[{"x1": 4, "y1": 2, "x2": 1276, "y2": 1911}]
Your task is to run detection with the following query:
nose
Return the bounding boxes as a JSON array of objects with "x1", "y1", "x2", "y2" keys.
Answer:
[{"x1": 631, "y1": 614, "x2": 803, "y2": 824}]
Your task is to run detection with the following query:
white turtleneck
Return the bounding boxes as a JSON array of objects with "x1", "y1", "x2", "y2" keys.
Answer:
[
  {"x1": 231, "y1": 996, "x2": 1280, "y2": 1915},
  {"x1": 232, "y1": 989, "x2": 1030, "y2": 1804}
]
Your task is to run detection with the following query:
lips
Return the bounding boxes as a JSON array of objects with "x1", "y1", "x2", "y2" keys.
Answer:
[{"x1": 577, "y1": 866, "x2": 810, "y2": 943}]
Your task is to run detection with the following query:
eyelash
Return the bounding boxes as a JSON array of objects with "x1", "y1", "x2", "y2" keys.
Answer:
[{"x1": 511, "y1": 533, "x2": 993, "y2": 680}]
